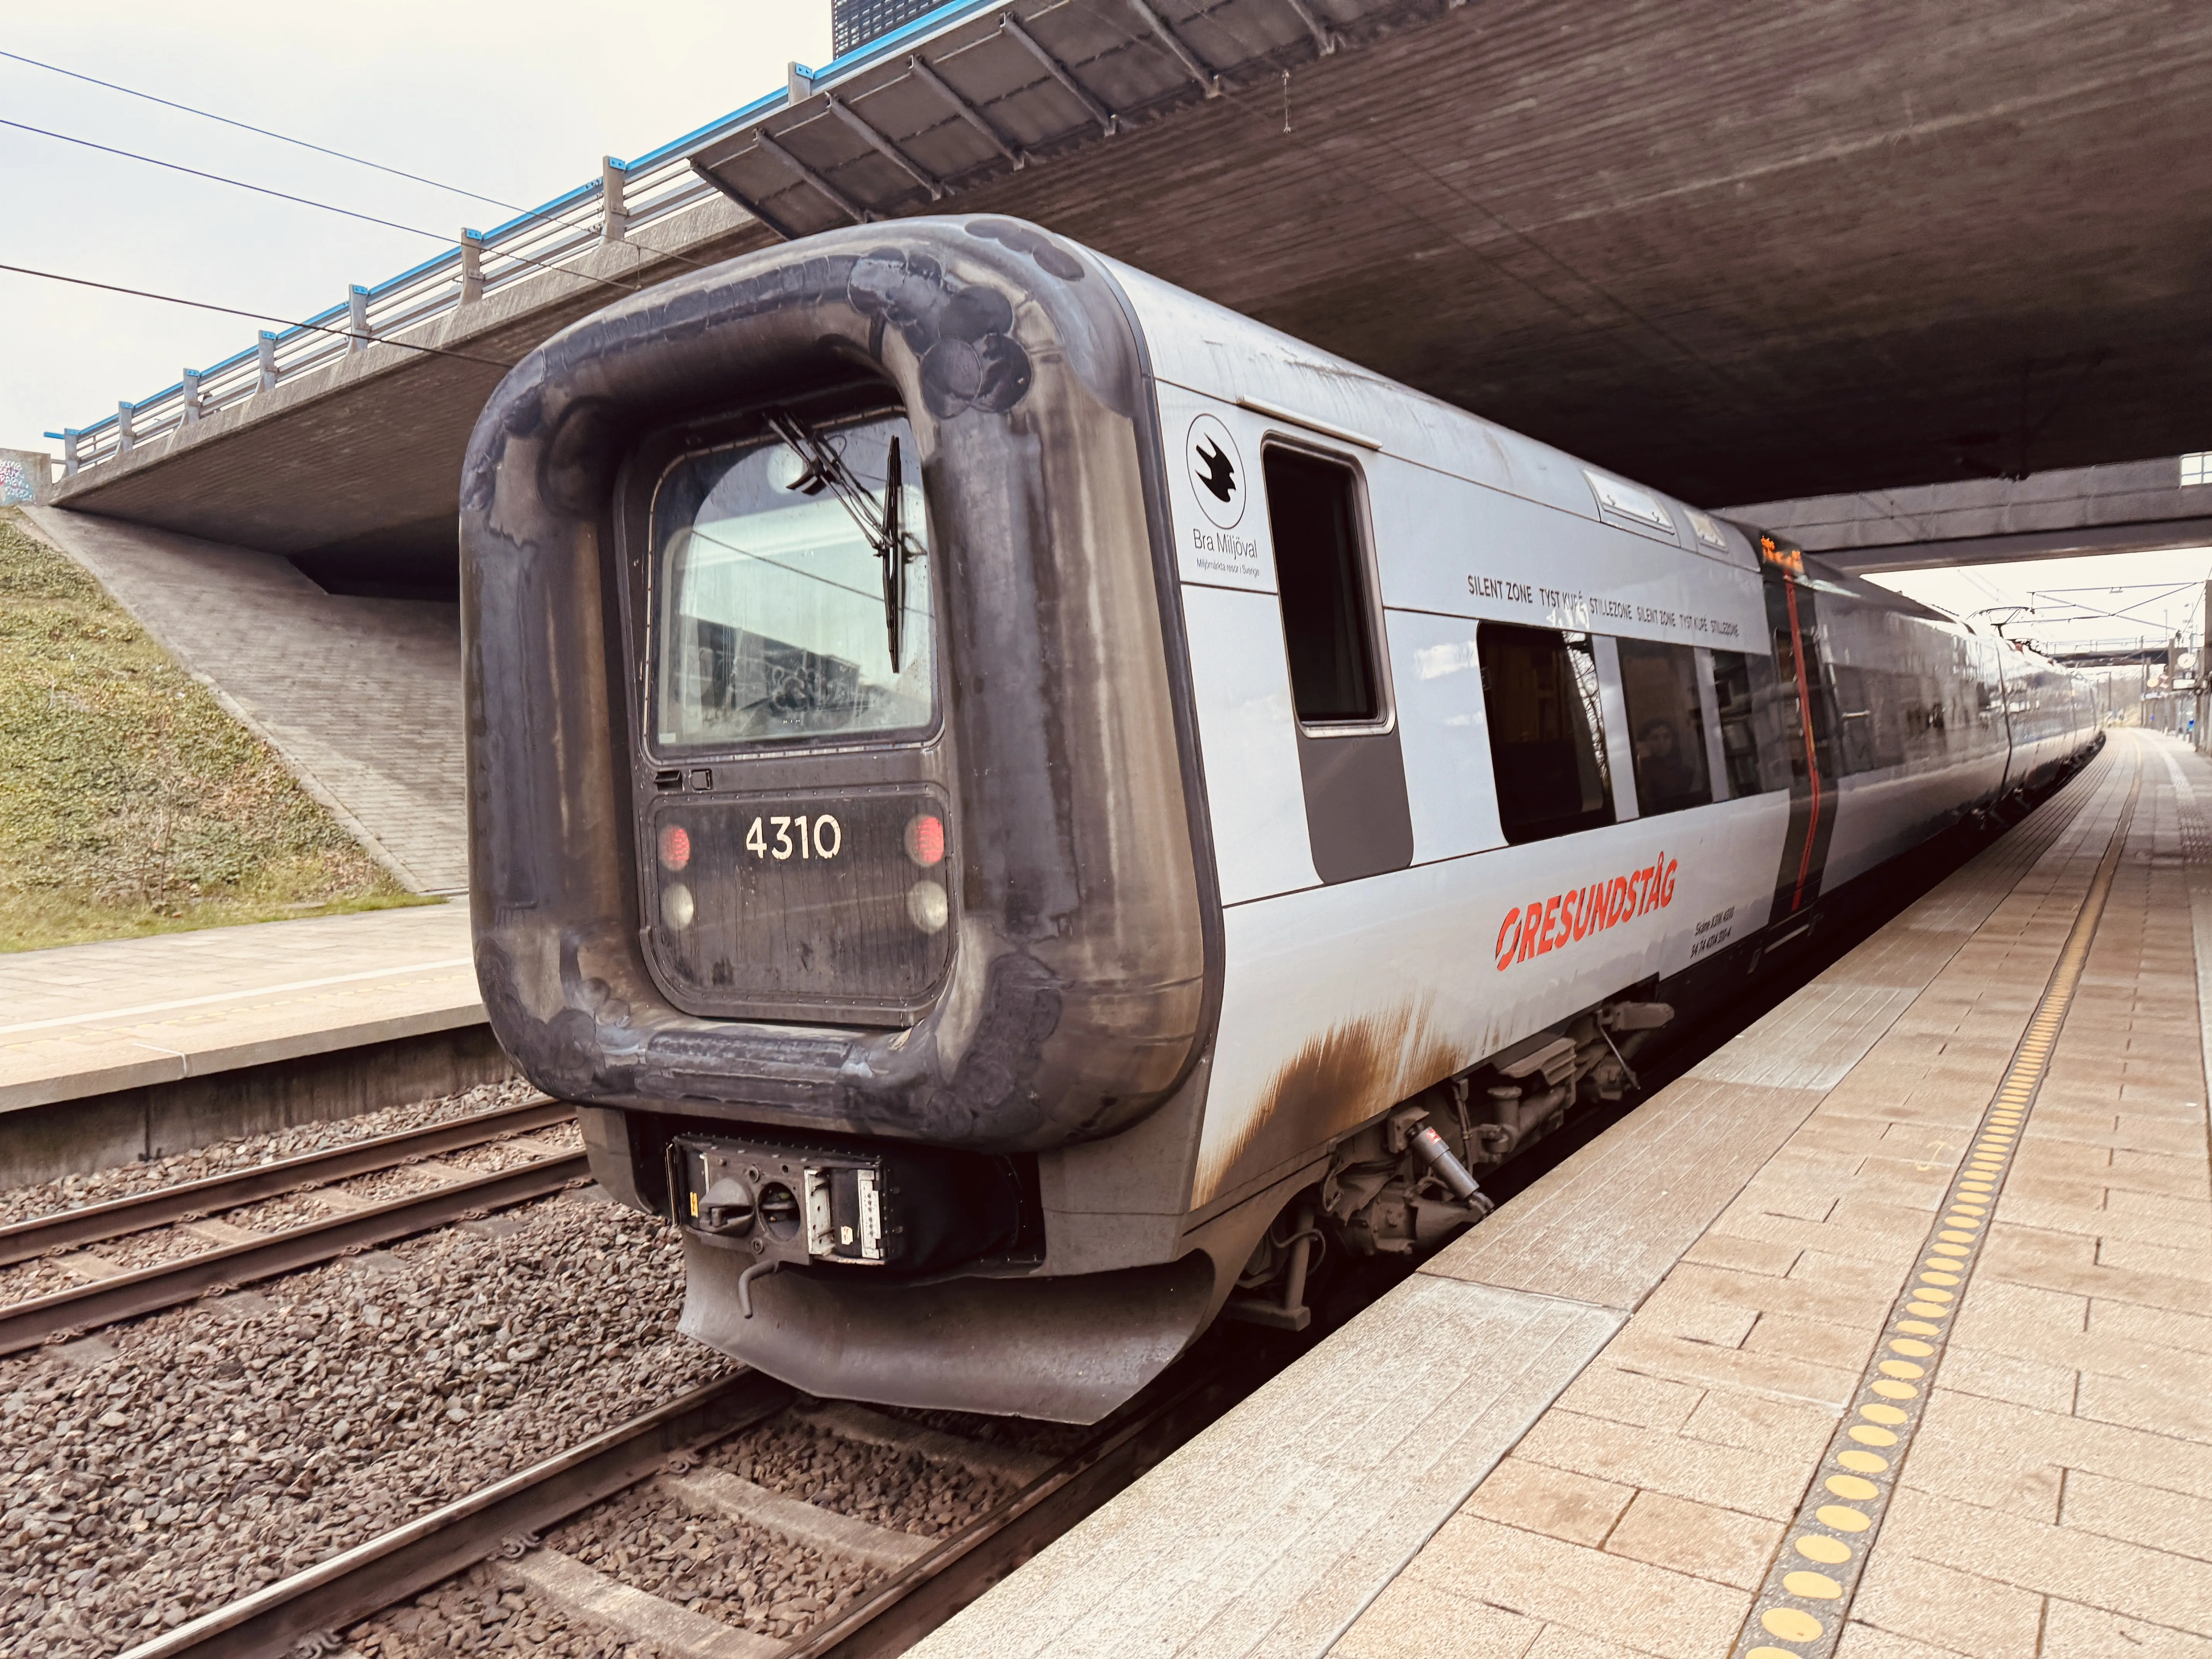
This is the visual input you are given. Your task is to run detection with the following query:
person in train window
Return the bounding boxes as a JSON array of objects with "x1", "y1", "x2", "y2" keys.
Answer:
[
  {"x1": 1617, "y1": 637, "x2": 1714, "y2": 815},
  {"x1": 1635, "y1": 716, "x2": 1697, "y2": 806}
]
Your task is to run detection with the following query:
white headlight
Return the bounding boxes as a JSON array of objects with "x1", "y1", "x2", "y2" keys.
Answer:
[
  {"x1": 661, "y1": 882, "x2": 696, "y2": 929},
  {"x1": 907, "y1": 879, "x2": 949, "y2": 934}
]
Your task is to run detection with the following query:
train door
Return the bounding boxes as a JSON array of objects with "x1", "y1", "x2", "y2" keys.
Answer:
[
  {"x1": 1759, "y1": 536, "x2": 1841, "y2": 919},
  {"x1": 1258, "y1": 440, "x2": 1415, "y2": 884}
]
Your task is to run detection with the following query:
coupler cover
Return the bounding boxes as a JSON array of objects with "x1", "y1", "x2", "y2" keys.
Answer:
[{"x1": 672, "y1": 1133, "x2": 1025, "y2": 1275}]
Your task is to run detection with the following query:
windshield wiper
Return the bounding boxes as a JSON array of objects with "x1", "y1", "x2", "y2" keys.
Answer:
[{"x1": 768, "y1": 410, "x2": 921, "y2": 672}]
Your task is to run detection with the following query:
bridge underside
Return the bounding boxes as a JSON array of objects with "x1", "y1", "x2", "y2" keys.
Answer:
[
  {"x1": 52, "y1": 0, "x2": 2212, "y2": 580},
  {"x1": 1729, "y1": 458, "x2": 2212, "y2": 576}
]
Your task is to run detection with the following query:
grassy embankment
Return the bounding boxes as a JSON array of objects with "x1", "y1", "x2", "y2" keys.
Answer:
[{"x1": 0, "y1": 511, "x2": 428, "y2": 951}]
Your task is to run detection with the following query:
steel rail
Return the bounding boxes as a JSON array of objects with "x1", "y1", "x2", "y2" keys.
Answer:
[
  {"x1": 0, "y1": 1151, "x2": 589, "y2": 1356},
  {"x1": 115, "y1": 1369, "x2": 793, "y2": 1659},
  {"x1": 0, "y1": 1096, "x2": 574, "y2": 1267}
]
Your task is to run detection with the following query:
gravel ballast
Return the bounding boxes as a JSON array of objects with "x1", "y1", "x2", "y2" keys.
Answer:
[{"x1": 0, "y1": 1187, "x2": 726, "y2": 1659}]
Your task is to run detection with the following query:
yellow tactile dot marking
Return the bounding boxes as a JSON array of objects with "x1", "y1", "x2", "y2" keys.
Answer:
[
  {"x1": 1729, "y1": 764, "x2": 2138, "y2": 1659},
  {"x1": 1764, "y1": 1609, "x2": 1825, "y2": 1642}
]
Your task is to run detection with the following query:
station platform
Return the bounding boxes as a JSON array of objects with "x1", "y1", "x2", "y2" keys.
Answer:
[
  {"x1": 914, "y1": 729, "x2": 2212, "y2": 1659},
  {"x1": 0, "y1": 902, "x2": 498, "y2": 1183}
]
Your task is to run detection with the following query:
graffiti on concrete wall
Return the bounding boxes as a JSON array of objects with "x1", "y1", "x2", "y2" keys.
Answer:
[{"x1": 0, "y1": 457, "x2": 34, "y2": 505}]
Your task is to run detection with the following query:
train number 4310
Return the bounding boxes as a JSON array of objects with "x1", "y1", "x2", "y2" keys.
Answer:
[{"x1": 745, "y1": 814, "x2": 845, "y2": 860}]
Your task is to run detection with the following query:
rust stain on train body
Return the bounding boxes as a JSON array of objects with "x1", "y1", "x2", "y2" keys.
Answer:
[{"x1": 1201, "y1": 1002, "x2": 1462, "y2": 1203}]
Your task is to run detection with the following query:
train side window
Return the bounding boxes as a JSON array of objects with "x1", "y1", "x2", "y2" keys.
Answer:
[
  {"x1": 1903, "y1": 675, "x2": 1948, "y2": 761},
  {"x1": 1262, "y1": 447, "x2": 1381, "y2": 724},
  {"x1": 1711, "y1": 649, "x2": 1782, "y2": 795},
  {"x1": 1833, "y1": 664, "x2": 1878, "y2": 774},
  {"x1": 1478, "y1": 623, "x2": 1615, "y2": 843},
  {"x1": 1616, "y1": 638, "x2": 1713, "y2": 816}
]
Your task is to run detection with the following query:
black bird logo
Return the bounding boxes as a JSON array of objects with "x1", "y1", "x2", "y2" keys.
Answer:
[{"x1": 1194, "y1": 435, "x2": 1237, "y2": 503}]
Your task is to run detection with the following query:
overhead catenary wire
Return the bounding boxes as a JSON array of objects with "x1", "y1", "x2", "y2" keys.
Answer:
[
  {"x1": 0, "y1": 47, "x2": 526, "y2": 212},
  {"x1": 0, "y1": 262, "x2": 518, "y2": 372},
  {"x1": 1, "y1": 51, "x2": 727, "y2": 275},
  {"x1": 0, "y1": 117, "x2": 648, "y2": 297}
]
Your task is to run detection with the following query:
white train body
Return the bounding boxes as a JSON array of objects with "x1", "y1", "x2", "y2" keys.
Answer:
[{"x1": 1112, "y1": 258, "x2": 2093, "y2": 1218}]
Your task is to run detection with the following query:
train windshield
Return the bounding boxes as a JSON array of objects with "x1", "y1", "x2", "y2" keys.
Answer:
[{"x1": 652, "y1": 412, "x2": 934, "y2": 750}]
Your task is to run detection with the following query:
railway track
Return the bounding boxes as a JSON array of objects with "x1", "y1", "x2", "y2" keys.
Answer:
[
  {"x1": 0, "y1": 1097, "x2": 582, "y2": 1357},
  {"x1": 113, "y1": 1346, "x2": 1257, "y2": 1659}
]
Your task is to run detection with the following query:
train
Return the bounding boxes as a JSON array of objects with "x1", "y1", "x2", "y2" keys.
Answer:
[{"x1": 458, "y1": 216, "x2": 2099, "y2": 1423}]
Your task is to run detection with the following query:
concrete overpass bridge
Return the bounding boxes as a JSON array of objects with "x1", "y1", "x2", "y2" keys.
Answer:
[{"x1": 41, "y1": 0, "x2": 2212, "y2": 592}]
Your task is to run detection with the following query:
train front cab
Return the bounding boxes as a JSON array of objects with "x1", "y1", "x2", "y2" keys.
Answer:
[{"x1": 460, "y1": 220, "x2": 1262, "y2": 1422}]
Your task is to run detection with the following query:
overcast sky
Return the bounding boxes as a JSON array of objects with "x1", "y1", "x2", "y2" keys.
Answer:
[{"x1": 1, "y1": 0, "x2": 830, "y2": 457}]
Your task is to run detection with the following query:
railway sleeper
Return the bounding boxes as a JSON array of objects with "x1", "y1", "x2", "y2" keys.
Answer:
[
  {"x1": 507, "y1": 1548, "x2": 779, "y2": 1659},
  {"x1": 665, "y1": 1467, "x2": 934, "y2": 1575}
]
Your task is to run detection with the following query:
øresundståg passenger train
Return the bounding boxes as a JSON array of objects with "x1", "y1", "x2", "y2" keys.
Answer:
[{"x1": 460, "y1": 218, "x2": 2098, "y2": 1422}]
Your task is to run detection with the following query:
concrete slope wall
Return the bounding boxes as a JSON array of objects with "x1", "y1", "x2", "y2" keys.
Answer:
[{"x1": 19, "y1": 508, "x2": 467, "y2": 894}]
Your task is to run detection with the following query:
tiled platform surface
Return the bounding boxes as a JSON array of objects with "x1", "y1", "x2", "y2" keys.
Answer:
[
  {"x1": 914, "y1": 730, "x2": 2212, "y2": 1659},
  {"x1": 0, "y1": 902, "x2": 479, "y2": 1113},
  {"x1": 18, "y1": 506, "x2": 468, "y2": 893}
]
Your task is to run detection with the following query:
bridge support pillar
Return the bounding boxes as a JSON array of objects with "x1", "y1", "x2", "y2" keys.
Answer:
[
  {"x1": 460, "y1": 232, "x2": 485, "y2": 304},
  {"x1": 601, "y1": 158, "x2": 629, "y2": 244}
]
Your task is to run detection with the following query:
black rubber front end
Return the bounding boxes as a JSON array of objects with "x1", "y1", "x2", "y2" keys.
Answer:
[{"x1": 678, "y1": 1237, "x2": 1216, "y2": 1424}]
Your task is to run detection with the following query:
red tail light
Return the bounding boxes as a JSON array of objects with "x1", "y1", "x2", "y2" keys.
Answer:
[
  {"x1": 904, "y1": 813, "x2": 945, "y2": 867},
  {"x1": 659, "y1": 824, "x2": 692, "y2": 871}
]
